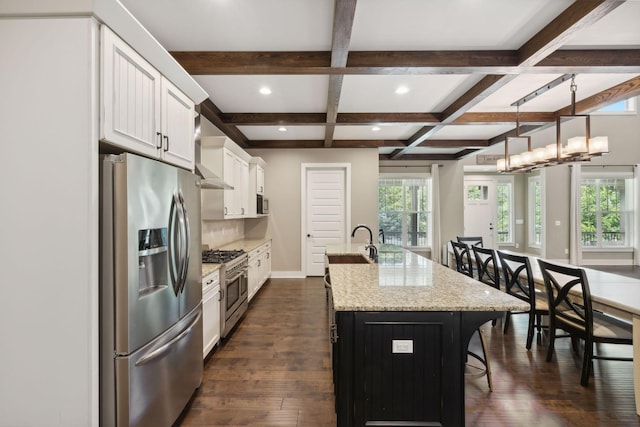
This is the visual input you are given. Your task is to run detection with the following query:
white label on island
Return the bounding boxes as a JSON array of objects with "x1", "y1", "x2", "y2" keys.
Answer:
[{"x1": 392, "y1": 340, "x2": 413, "y2": 354}]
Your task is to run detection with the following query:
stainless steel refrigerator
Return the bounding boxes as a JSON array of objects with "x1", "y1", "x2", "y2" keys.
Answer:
[{"x1": 100, "y1": 153, "x2": 203, "y2": 427}]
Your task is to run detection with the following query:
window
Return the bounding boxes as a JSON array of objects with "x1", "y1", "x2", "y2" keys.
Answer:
[
  {"x1": 379, "y1": 177, "x2": 431, "y2": 248},
  {"x1": 528, "y1": 176, "x2": 542, "y2": 247},
  {"x1": 580, "y1": 176, "x2": 633, "y2": 248},
  {"x1": 593, "y1": 98, "x2": 637, "y2": 114},
  {"x1": 497, "y1": 179, "x2": 514, "y2": 244}
]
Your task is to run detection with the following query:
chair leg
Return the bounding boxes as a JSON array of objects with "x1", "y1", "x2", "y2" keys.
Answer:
[
  {"x1": 571, "y1": 336, "x2": 580, "y2": 354},
  {"x1": 580, "y1": 338, "x2": 593, "y2": 387},
  {"x1": 546, "y1": 326, "x2": 556, "y2": 362},
  {"x1": 477, "y1": 329, "x2": 493, "y2": 392},
  {"x1": 503, "y1": 312, "x2": 511, "y2": 334},
  {"x1": 526, "y1": 313, "x2": 535, "y2": 350}
]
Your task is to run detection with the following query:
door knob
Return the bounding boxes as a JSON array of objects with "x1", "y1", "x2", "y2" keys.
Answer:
[{"x1": 307, "y1": 234, "x2": 312, "y2": 238}]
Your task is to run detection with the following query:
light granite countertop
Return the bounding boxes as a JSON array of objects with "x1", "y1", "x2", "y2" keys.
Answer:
[
  {"x1": 201, "y1": 263, "x2": 222, "y2": 278},
  {"x1": 326, "y1": 243, "x2": 529, "y2": 312},
  {"x1": 201, "y1": 237, "x2": 272, "y2": 278},
  {"x1": 218, "y1": 237, "x2": 271, "y2": 253}
]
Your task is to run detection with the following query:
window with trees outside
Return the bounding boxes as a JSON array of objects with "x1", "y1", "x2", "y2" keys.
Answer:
[
  {"x1": 580, "y1": 176, "x2": 633, "y2": 248},
  {"x1": 528, "y1": 176, "x2": 542, "y2": 247},
  {"x1": 497, "y1": 179, "x2": 514, "y2": 244},
  {"x1": 379, "y1": 177, "x2": 431, "y2": 248}
]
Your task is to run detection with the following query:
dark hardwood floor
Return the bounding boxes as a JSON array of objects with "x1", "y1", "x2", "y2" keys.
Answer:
[{"x1": 176, "y1": 277, "x2": 638, "y2": 427}]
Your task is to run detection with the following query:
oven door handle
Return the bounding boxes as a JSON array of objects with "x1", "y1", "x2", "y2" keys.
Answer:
[{"x1": 226, "y1": 268, "x2": 247, "y2": 283}]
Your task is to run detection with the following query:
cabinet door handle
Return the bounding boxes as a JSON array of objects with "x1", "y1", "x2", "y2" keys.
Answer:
[
  {"x1": 241, "y1": 208, "x2": 245, "y2": 215},
  {"x1": 156, "y1": 132, "x2": 163, "y2": 149},
  {"x1": 163, "y1": 135, "x2": 169, "y2": 152},
  {"x1": 257, "y1": 259, "x2": 261, "y2": 267},
  {"x1": 266, "y1": 252, "x2": 270, "y2": 259},
  {"x1": 224, "y1": 207, "x2": 228, "y2": 215}
]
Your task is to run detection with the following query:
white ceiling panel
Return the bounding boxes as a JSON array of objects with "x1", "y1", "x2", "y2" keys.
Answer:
[
  {"x1": 238, "y1": 126, "x2": 326, "y2": 140},
  {"x1": 121, "y1": 0, "x2": 334, "y2": 50},
  {"x1": 563, "y1": 1, "x2": 640, "y2": 48},
  {"x1": 350, "y1": 0, "x2": 572, "y2": 50},
  {"x1": 432, "y1": 125, "x2": 515, "y2": 140},
  {"x1": 472, "y1": 73, "x2": 640, "y2": 112},
  {"x1": 194, "y1": 75, "x2": 329, "y2": 112},
  {"x1": 334, "y1": 125, "x2": 422, "y2": 140},
  {"x1": 340, "y1": 74, "x2": 480, "y2": 113}
]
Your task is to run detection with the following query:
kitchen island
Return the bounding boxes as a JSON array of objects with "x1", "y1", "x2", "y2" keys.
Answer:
[{"x1": 326, "y1": 244, "x2": 528, "y2": 427}]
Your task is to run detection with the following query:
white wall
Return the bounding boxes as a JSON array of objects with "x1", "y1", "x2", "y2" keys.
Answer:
[
  {"x1": 0, "y1": 17, "x2": 99, "y2": 426},
  {"x1": 246, "y1": 148, "x2": 379, "y2": 276}
]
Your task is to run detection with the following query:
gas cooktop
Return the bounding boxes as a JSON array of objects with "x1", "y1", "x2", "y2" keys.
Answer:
[{"x1": 202, "y1": 249, "x2": 245, "y2": 264}]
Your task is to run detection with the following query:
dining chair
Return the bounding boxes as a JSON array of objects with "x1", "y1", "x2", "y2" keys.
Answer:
[
  {"x1": 457, "y1": 236, "x2": 483, "y2": 248},
  {"x1": 450, "y1": 240, "x2": 492, "y2": 390},
  {"x1": 472, "y1": 246, "x2": 500, "y2": 290},
  {"x1": 497, "y1": 251, "x2": 548, "y2": 350},
  {"x1": 537, "y1": 259, "x2": 632, "y2": 386},
  {"x1": 473, "y1": 246, "x2": 501, "y2": 327},
  {"x1": 451, "y1": 240, "x2": 473, "y2": 278}
]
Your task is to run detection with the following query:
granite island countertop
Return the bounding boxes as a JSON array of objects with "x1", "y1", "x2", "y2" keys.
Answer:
[{"x1": 326, "y1": 243, "x2": 529, "y2": 313}]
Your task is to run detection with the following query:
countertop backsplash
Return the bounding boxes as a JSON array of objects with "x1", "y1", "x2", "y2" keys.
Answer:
[{"x1": 202, "y1": 219, "x2": 244, "y2": 250}]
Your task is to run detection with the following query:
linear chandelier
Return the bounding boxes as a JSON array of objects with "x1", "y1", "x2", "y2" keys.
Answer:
[{"x1": 497, "y1": 74, "x2": 609, "y2": 173}]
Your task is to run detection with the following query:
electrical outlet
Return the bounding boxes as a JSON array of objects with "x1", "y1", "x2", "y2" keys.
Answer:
[
  {"x1": 392, "y1": 340, "x2": 413, "y2": 354},
  {"x1": 565, "y1": 248, "x2": 569, "y2": 255},
  {"x1": 515, "y1": 243, "x2": 519, "y2": 249}
]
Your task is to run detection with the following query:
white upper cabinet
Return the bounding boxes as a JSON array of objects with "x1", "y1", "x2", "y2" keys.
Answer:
[
  {"x1": 100, "y1": 26, "x2": 195, "y2": 170},
  {"x1": 256, "y1": 164, "x2": 265, "y2": 195},
  {"x1": 160, "y1": 77, "x2": 195, "y2": 170},
  {"x1": 201, "y1": 136, "x2": 251, "y2": 220}
]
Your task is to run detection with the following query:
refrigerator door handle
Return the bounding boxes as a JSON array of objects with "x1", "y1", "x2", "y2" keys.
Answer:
[
  {"x1": 178, "y1": 192, "x2": 191, "y2": 293},
  {"x1": 134, "y1": 309, "x2": 202, "y2": 367},
  {"x1": 168, "y1": 192, "x2": 183, "y2": 295}
]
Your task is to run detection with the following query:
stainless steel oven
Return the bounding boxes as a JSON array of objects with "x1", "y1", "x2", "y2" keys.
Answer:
[
  {"x1": 220, "y1": 254, "x2": 248, "y2": 338},
  {"x1": 202, "y1": 249, "x2": 249, "y2": 338}
]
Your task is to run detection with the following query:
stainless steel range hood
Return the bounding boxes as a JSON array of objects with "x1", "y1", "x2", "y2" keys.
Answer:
[
  {"x1": 194, "y1": 110, "x2": 233, "y2": 190},
  {"x1": 195, "y1": 162, "x2": 233, "y2": 190}
]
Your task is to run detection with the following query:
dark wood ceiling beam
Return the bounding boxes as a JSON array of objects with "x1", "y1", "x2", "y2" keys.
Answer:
[
  {"x1": 221, "y1": 113, "x2": 327, "y2": 126},
  {"x1": 454, "y1": 112, "x2": 555, "y2": 125},
  {"x1": 325, "y1": 0, "x2": 358, "y2": 148},
  {"x1": 170, "y1": 51, "x2": 331, "y2": 75},
  {"x1": 454, "y1": 149, "x2": 482, "y2": 159},
  {"x1": 518, "y1": 0, "x2": 625, "y2": 66},
  {"x1": 538, "y1": 49, "x2": 640, "y2": 71},
  {"x1": 337, "y1": 112, "x2": 442, "y2": 125},
  {"x1": 347, "y1": 50, "x2": 518, "y2": 70},
  {"x1": 555, "y1": 75, "x2": 640, "y2": 116},
  {"x1": 199, "y1": 99, "x2": 248, "y2": 148},
  {"x1": 220, "y1": 111, "x2": 557, "y2": 126},
  {"x1": 441, "y1": 75, "x2": 515, "y2": 122},
  {"x1": 171, "y1": 49, "x2": 640, "y2": 75}
]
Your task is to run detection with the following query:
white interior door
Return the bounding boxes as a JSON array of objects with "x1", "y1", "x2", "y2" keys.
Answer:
[
  {"x1": 463, "y1": 178, "x2": 497, "y2": 248},
  {"x1": 302, "y1": 165, "x2": 350, "y2": 276}
]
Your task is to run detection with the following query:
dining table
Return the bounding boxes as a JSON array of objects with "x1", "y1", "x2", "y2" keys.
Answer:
[{"x1": 449, "y1": 246, "x2": 640, "y2": 414}]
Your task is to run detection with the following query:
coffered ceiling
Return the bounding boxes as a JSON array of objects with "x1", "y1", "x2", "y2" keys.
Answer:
[{"x1": 120, "y1": 0, "x2": 640, "y2": 161}]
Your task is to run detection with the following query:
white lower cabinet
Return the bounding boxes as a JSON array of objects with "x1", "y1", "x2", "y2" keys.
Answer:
[
  {"x1": 248, "y1": 241, "x2": 272, "y2": 302},
  {"x1": 202, "y1": 270, "x2": 221, "y2": 359}
]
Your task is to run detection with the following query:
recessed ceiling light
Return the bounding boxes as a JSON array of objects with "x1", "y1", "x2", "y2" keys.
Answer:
[
  {"x1": 372, "y1": 126, "x2": 381, "y2": 132},
  {"x1": 395, "y1": 85, "x2": 409, "y2": 95},
  {"x1": 259, "y1": 87, "x2": 272, "y2": 95},
  {"x1": 278, "y1": 127, "x2": 287, "y2": 132}
]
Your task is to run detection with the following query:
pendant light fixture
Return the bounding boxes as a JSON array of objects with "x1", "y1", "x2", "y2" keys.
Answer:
[{"x1": 499, "y1": 74, "x2": 609, "y2": 173}]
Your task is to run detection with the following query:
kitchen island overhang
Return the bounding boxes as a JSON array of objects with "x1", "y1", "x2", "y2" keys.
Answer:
[{"x1": 326, "y1": 244, "x2": 528, "y2": 427}]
